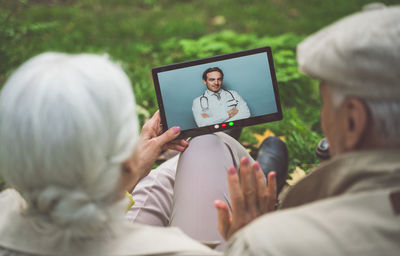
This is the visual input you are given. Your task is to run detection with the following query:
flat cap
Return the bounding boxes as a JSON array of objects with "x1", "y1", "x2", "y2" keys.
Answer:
[{"x1": 297, "y1": 5, "x2": 400, "y2": 100}]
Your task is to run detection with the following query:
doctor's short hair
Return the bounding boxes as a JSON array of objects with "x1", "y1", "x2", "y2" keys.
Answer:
[
  {"x1": 202, "y1": 67, "x2": 224, "y2": 81},
  {"x1": 0, "y1": 52, "x2": 139, "y2": 238}
]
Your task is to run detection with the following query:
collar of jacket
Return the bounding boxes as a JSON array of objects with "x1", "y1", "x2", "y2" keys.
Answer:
[
  {"x1": 205, "y1": 89, "x2": 222, "y2": 96},
  {"x1": 280, "y1": 149, "x2": 400, "y2": 209}
]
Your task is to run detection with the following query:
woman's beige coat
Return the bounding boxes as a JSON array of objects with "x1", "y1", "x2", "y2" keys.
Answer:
[{"x1": 0, "y1": 189, "x2": 220, "y2": 256}]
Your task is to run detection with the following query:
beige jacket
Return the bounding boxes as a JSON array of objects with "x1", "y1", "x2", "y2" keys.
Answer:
[
  {"x1": 0, "y1": 189, "x2": 220, "y2": 256},
  {"x1": 225, "y1": 149, "x2": 400, "y2": 256}
]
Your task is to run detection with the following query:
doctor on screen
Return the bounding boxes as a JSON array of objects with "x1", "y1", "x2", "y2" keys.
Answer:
[{"x1": 192, "y1": 67, "x2": 251, "y2": 127}]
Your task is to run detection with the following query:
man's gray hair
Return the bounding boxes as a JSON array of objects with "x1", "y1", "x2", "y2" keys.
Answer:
[
  {"x1": 0, "y1": 53, "x2": 139, "y2": 238},
  {"x1": 330, "y1": 87, "x2": 400, "y2": 146}
]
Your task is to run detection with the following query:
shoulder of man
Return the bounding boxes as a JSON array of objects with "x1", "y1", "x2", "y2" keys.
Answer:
[
  {"x1": 192, "y1": 95, "x2": 202, "y2": 105},
  {"x1": 224, "y1": 89, "x2": 242, "y2": 97},
  {"x1": 226, "y1": 90, "x2": 247, "y2": 103},
  {"x1": 226, "y1": 189, "x2": 400, "y2": 256},
  {"x1": 224, "y1": 89, "x2": 237, "y2": 93}
]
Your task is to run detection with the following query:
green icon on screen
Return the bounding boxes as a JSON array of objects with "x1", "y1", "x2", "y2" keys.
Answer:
[{"x1": 229, "y1": 122, "x2": 234, "y2": 126}]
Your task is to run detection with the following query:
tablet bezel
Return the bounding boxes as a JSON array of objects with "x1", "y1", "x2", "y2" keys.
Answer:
[{"x1": 152, "y1": 46, "x2": 282, "y2": 138}]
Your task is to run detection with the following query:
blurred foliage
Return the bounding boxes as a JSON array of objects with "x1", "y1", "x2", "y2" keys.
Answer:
[{"x1": 1, "y1": 0, "x2": 398, "y2": 185}]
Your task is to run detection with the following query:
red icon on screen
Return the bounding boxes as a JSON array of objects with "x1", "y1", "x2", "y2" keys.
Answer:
[{"x1": 221, "y1": 123, "x2": 227, "y2": 128}]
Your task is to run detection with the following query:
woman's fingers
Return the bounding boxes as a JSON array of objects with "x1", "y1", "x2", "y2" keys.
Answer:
[
  {"x1": 141, "y1": 111, "x2": 158, "y2": 136},
  {"x1": 216, "y1": 158, "x2": 279, "y2": 241},
  {"x1": 240, "y1": 158, "x2": 259, "y2": 218},
  {"x1": 156, "y1": 126, "x2": 181, "y2": 147},
  {"x1": 214, "y1": 200, "x2": 231, "y2": 240},
  {"x1": 266, "y1": 171, "x2": 277, "y2": 211},
  {"x1": 164, "y1": 139, "x2": 189, "y2": 152},
  {"x1": 152, "y1": 110, "x2": 160, "y2": 123},
  {"x1": 254, "y1": 162, "x2": 269, "y2": 213},
  {"x1": 227, "y1": 166, "x2": 245, "y2": 222},
  {"x1": 165, "y1": 143, "x2": 186, "y2": 152}
]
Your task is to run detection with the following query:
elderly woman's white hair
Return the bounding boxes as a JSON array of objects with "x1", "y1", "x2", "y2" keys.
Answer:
[{"x1": 0, "y1": 52, "x2": 139, "y2": 238}]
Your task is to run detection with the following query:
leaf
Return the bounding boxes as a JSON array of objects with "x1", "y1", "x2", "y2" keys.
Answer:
[
  {"x1": 125, "y1": 192, "x2": 135, "y2": 213},
  {"x1": 253, "y1": 129, "x2": 285, "y2": 147},
  {"x1": 253, "y1": 129, "x2": 275, "y2": 147},
  {"x1": 286, "y1": 166, "x2": 306, "y2": 186}
]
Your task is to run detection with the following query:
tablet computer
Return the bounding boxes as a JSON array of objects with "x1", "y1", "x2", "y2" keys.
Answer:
[{"x1": 152, "y1": 46, "x2": 282, "y2": 138}]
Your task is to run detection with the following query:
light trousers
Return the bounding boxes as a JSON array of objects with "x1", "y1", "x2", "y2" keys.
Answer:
[{"x1": 126, "y1": 133, "x2": 254, "y2": 251}]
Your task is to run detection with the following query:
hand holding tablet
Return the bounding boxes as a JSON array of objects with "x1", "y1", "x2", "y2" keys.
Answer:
[{"x1": 152, "y1": 47, "x2": 282, "y2": 138}]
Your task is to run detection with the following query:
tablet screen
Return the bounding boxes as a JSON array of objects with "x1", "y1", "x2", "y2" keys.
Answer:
[{"x1": 152, "y1": 47, "x2": 282, "y2": 138}]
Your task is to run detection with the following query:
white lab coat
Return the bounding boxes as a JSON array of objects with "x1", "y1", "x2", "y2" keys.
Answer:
[{"x1": 192, "y1": 89, "x2": 251, "y2": 127}]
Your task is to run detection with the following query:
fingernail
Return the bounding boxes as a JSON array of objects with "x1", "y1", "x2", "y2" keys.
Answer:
[
  {"x1": 253, "y1": 162, "x2": 261, "y2": 172},
  {"x1": 242, "y1": 157, "x2": 249, "y2": 166},
  {"x1": 228, "y1": 166, "x2": 236, "y2": 175},
  {"x1": 173, "y1": 126, "x2": 180, "y2": 133}
]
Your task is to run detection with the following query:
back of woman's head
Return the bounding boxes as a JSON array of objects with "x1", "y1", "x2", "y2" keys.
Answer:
[{"x1": 0, "y1": 52, "x2": 139, "y2": 237}]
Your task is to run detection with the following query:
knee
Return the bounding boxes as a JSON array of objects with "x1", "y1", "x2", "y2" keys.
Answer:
[
  {"x1": 189, "y1": 134, "x2": 223, "y2": 147},
  {"x1": 182, "y1": 134, "x2": 227, "y2": 160}
]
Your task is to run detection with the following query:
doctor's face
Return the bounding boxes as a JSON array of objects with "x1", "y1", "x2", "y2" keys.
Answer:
[{"x1": 203, "y1": 71, "x2": 223, "y2": 92}]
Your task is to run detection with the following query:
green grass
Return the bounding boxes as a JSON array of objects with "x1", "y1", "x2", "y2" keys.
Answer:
[
  {"x1": 1, "y1": 0, "x2": 398, "y2": 185},
  {"x1": 2, "y1": 0, "x2": 398, "y2": 82}
]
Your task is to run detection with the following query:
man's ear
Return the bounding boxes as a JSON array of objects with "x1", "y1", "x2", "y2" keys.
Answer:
[
  {"x1": 202, "y1": 79, "x2": 206, "y2": 85},
  {"x1": 343, "y1": 98, "x2": 369, "y2": 150}
]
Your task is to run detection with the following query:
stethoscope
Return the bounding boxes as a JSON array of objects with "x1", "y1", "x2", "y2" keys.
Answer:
[{"x1": 200, "y1": 88, "x2": 238, "y2": 111}]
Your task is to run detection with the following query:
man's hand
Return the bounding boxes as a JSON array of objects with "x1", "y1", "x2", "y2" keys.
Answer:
[
  {"x1": 122, "y1": 111, "x2": 189, "y2": 192},
  {"x1": 201, "y1": 113, "x2": 209, "y2": 118},
  {"x1": 228, "y1": 108, "x2": 238, "y2": 118},
  {"x1": 214, "y1": 157, "x2": 277, "y2": 241}
]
